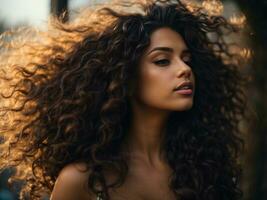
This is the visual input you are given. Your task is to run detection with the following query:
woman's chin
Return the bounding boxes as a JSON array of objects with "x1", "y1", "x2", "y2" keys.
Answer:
[{"x1": 172, "y1": 102, "x2": 193, "y2": 111}]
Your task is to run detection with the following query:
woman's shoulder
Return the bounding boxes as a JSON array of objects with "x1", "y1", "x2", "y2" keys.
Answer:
[{"x1": 50, "y1": 162, "x2": 94, "y2": 200}]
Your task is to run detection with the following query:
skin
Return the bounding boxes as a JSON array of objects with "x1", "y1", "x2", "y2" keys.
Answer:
[{"x1": 50, "y1": 27, "x2": 195, "y2": 200}]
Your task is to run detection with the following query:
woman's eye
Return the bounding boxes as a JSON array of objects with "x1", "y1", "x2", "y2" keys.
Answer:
[
  {"x1": 153, "y1": 59, "x2": 170, "y2": 66},
  {"x1": 182, "y1": 55, "x2": 192, "y2": 64}
]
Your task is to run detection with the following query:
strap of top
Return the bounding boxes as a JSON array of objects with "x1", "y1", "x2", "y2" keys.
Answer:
[{"x1": 96, "y1": 192, "x2": 104, "y2": 200}]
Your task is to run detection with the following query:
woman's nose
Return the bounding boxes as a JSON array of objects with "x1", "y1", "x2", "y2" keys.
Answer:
[{"x1": 175, "y1": 61, "x2": 192, "y2": 79}]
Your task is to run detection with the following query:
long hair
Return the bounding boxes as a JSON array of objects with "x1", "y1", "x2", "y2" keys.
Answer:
[{"x1": 0, "y1": 0, "x2": 248, "y2": 199}]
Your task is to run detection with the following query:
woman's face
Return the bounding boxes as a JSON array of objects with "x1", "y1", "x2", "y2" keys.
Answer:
[{"x1": 131, "y1": 27, "x2": 195, "y2": 112}]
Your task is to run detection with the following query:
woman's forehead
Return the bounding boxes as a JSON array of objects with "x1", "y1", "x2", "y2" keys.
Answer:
[{"x1": 144, "y1": 27, "x2": 188, "y2": 56}]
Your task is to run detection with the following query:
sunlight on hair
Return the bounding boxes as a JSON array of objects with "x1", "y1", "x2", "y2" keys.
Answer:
[
  {"x1": 181, "y1": 0, "x2": 201, "y2": 13},
  {"x1": 229, "y1": 13, "x2": 246, "y2": 28},
  {"x1": 202, "y1": 0, "x2": 223, "y2": 16},
  {"x1": 239, "y1": 47, "x2": 252, "y2": 60}
]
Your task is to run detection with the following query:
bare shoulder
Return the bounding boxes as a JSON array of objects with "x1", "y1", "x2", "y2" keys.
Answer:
[{"x1": 50, "y1": 162, "x2": 94, "y2": 200}]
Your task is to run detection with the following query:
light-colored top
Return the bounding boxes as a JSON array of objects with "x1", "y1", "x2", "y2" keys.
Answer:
[{"x1": 96, "y1": 192, "x2": 104, "y2": 200}]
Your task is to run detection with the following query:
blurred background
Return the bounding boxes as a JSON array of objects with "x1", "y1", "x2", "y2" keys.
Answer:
[{"x1": 0, "y1": 0, "x2": 266, "y2": 199}]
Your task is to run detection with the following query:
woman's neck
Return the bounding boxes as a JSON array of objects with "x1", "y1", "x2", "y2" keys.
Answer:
[{"x1": 123, "y1": 100, "x2": 171, "y2": 168}]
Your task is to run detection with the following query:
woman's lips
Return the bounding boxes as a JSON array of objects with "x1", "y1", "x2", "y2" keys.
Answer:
[{"x1": 174, "y1": 88, "x2": 193, "y2": 95}]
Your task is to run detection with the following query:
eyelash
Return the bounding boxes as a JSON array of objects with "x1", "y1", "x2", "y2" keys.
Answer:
[
  {"x1": 153, "y1": 57, "x2": 192, "y2": 66},
  {"x1": 153, "y1": 59, "x2": 170, "y2": 66}
]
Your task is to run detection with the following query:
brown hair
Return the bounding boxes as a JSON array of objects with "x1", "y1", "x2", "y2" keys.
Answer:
[{"x1": 0, "y1": 0, "x2": 248, "y2": 199}]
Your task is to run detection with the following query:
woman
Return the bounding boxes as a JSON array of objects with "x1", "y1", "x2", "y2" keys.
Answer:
[{"x1": 0, "y1": 0, "x2": 248, "y2": 199}]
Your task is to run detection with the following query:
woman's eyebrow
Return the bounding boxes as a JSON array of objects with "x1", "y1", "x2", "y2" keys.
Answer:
[
  {"x1": 146, "y1": 46, "x2": 189, "y2": 56},
  {"x1": 147, "y1": 47, "x2": 173, "y2": 55}
]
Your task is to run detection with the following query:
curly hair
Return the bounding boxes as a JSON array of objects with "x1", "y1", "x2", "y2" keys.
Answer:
[{"x1": 0, "y1": 0, "x2": 248, "y2": 199}]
